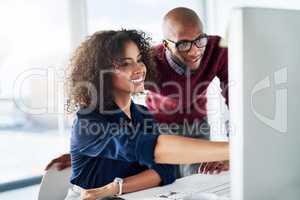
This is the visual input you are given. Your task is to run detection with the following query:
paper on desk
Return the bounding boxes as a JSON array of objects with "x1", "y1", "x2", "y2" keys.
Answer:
[
  {"x1": 121, "y1": 172, "x2": 230, "y2": 200},
  {"x1": 146, "y1": 191, "x2": 229, "y2": 200}
]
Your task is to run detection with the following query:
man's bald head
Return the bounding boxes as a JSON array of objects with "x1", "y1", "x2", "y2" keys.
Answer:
[{"x1": 162, "y1": 7, "x2": 203, "y2": 40}]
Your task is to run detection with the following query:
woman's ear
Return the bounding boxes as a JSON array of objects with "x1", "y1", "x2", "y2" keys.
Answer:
[{"x1": 162, "y1": 40, "x2": 169, "y2": 49}]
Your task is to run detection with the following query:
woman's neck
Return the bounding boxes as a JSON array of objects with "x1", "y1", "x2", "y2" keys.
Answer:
[{"x1": 113, "y1": 91, "x2": 132, "y2": 119}]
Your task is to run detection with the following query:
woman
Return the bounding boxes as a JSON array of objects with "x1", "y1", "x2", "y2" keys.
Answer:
[{"x1": 64, "y1": 30, "x2": 228, "y2": 200}]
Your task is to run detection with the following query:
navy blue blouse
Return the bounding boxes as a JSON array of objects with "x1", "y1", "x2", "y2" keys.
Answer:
[{"x1": 70, "y1": 102, "x2": 176, "y2": 189}]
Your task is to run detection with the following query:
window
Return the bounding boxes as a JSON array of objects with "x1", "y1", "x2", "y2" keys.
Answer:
[
  {"x1": 0, "y1": 0, "x2": 71, "y2": 192},
  {"x1": 86, "y1": 0, "x2": 205, "y2": 43}
]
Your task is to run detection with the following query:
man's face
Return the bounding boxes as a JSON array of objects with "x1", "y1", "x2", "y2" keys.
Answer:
[{"x1": 165, "y1": 25, "x2": 206, "y2": 70}]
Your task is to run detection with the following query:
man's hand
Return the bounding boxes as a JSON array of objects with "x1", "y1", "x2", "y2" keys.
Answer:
[
  {"x1": 45, "y1": 153, "x2": 71, "y2": 171},
  {"x1": 81, "y1": 182, "x2": 119, "y2": 200},
  {"x1": 198, "y1": 160, "x2": 229, "y2": 174}
]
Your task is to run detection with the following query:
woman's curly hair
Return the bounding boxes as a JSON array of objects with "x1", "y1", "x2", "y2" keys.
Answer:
[{"x1": 65, "y1": 29, "x2": 157, "y2": 113}]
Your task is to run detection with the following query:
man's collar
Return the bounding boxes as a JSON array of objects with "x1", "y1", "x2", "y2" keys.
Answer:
[
  {"x1": 165, "y1": 49, "x2": 185, "y2": 75},
  {"x1": 165, "y1": 50, "x2": 198, "y2": 75}
]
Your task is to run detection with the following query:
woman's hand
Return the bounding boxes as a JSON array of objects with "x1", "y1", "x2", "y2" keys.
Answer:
[{"x1": 81, "y1": 182, "x2": 119, "y2": 200}]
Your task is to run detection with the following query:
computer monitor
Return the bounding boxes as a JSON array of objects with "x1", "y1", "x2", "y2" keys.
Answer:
[{"x1": 229, "y1": 7, "x2": 300, "y2": 200}]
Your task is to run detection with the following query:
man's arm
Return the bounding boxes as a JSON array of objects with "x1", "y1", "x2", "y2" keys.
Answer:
[
  {"x1": 45, "y1": 153, "x2": 71, "y2": 170},
  {"x1": 198, "y1": 160, "x2": 230, "y2": 174}
]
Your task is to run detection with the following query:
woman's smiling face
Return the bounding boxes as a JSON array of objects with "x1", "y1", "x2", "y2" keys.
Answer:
[{"x1": 112, "y1": 40, "x2": 147, "y2": 95}]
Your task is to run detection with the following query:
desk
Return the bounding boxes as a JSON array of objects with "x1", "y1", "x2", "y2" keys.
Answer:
[{"x1": 121, "y1": 172, "x2": 230, "y2": 200}]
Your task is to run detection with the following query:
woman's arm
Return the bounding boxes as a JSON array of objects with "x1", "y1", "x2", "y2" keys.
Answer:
[
  {"x1": 81, "y1": 133, "x2": 229, "y2": 200},
  {"x1": 154, "y1": 135, "x2": 229, "y2": 164},
  {"x1": 75, "y1": 116, "x2": 228, "y2": 166},
  {"x1": 46, "y1": 135, "x2": 228, "y2": 171},
  {"x1": 81, "y1": 169, "x2": 162, "y2": 199},
  {"x1": 123, "y1": 169, "x2": 161, "y2": 193}
]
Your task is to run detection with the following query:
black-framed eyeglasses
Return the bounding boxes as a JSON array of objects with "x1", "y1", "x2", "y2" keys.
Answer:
[{"x1": 165, "y1": 34, "x2": 208, "y2": 53}]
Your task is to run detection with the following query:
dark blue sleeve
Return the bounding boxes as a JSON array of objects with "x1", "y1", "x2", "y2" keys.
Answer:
[
  {"x1": 150, "y1": 164, "x2": 176, "y2": 185},
  {"x1": 70, "y1": 113, "x2": 159, "y2": 167}
]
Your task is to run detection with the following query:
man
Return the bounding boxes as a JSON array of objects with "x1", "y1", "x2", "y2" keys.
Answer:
[
  {"x1": 46, "y1": 7, "x2": 229, "y2": 177},
  {"x1": 146, "y1": 7, "x2": 229, "y2": 177}
]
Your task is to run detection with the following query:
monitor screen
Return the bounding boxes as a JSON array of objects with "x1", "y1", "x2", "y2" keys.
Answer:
[{"x1": 229, "y1": 7, "x2": 300, "y2": 200}]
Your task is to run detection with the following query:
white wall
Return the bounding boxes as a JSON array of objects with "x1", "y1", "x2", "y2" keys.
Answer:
[{"x1": 204, "y1": 0, "x2": 300, "y2": 37}]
